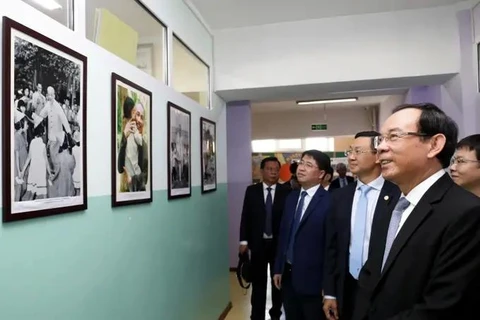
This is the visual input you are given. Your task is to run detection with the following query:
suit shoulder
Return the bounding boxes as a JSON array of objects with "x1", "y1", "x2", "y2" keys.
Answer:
[{"x1": 444, "y1": 184, "x2": 480, "y2": 211}]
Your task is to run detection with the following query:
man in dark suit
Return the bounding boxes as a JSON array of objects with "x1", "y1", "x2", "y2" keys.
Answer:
[
  {"x1": 239, "y1": 156, "x2": 291, "y2": 320},
  {"x1": 273, "y1": 150, "x2": 332, "y2": 320},
  {"x1": 323, "y1": 131, "x2": 401, "y2": 320},
  {"x1": 352, "y1": 103, "x2": 480, "y2": 320},
  {"x1": 329, "y1": 163, "x2": 354, "y2": 191}
]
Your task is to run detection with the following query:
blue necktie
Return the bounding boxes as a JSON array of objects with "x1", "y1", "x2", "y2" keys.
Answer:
[
  {"x1": 264, "y1": 187, "x2": 273, "y2": 236},
  {"x1": 350, "y1": 185, "x2": 372, "y2": 279},
  {"x1": 382, "y1": 197, "x2": 410, "y2": 271},
  {"x1": 286, "y1": 191, "x2": 308, "y2": 264}
]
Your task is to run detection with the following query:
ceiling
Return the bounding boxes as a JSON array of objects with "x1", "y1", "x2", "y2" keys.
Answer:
[
  {"x1": 189, "y1": 0, "x2": 467, "y2": 30},
  {"x1": 251, "y1": 95, "x2": 391, "y2": 114}
]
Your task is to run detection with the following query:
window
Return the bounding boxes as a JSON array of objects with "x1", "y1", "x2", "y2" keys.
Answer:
[
  {"x1": 86, "y1": 0, "x2": 167, "y2": 83},
  {"x1": 277, "y1": 139, "x2": 302, "y2": 150},
  {"x1": 252, "y1": 140, "x2": 276, "y2": 153},
  {"x1": 172, "y1": 35, "x2": 210, "y2": 108},
  {"x1": 304, "y1": 137, "x2": 335, "y2": 151},
  {"x1": 21, "y1": 0, "x2": 74, "y2": 29}
]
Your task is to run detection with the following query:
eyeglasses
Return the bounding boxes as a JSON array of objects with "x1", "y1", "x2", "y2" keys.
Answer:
[
  {"x1": 298, "y1": 160, "x2": 318, "y2": 170},
  {"x1": 345, "y1": 149, "x2": 376, "y2": 156},
  {"x1": 450, "y1": 156, "x2": 480, "y2": 166},
  {"x1": 373, "y1": 131, "x2": 430, "y2": 149}
]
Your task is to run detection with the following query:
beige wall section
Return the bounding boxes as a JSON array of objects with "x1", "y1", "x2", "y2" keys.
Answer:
[{"x1": 334, "y1": 136, "x2": 355, "y2": 152}]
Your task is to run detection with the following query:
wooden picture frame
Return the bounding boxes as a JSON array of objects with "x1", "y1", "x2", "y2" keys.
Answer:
[
  {"x1": 2, "y1": 17, "x2": 88, "y2": 222},
  {"x1": 111, "y1": 73, "x2": 153, "y2": 207},
  {"x1": 200, "y1": 117, "x2": 217, "y2": 193},
  {"x1": 167, "y1": 102, "x2": 191, "y2": 199}
]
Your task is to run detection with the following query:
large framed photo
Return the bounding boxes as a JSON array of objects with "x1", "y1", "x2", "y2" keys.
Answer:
[
  {"x1": 167, "y1": 102, "x2": 191, "y2": 199},
  {"x1": 200, "y1": 117, "x2": 217, "y2": 193},
  {"x1": 111, "y1": 73, "x2": 152, "y2": 206},
  {"x1": 2, "y1": 17, "x2": 87, "y2": 222}
]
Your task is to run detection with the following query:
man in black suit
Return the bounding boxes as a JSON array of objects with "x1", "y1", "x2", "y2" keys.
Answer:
[
  {"x1": 239, "y1": 156, "x2": 291, "y2": 320},
  {"x1": 352, "y1": 103, "x2": 480, "y2": 320},
  {"x1": 329, "y1": 163, "x2": 354, "y2": 191},
  {"x1": 323, "y1": 131, "x2": 400, "y2": 320}
]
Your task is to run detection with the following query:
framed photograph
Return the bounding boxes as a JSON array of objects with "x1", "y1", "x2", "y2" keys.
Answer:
[
  {"x1": 2, "y1": 17, "x2": 87, "y2": 222},
  {"x1": 167, "y1": 102, "x2": 191, "y2": 199},
  {"x1": 111, "y1": 73, "x2": 152, "y2": 206},
  {"x1": 136, "y1": 44, "x2": 153, "y2": 76},
  {"x1": 200, "y1": 117, "x2": 217, "y2": 193}
]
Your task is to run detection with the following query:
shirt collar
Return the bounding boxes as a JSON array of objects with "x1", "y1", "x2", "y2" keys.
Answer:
[
  {"x1": 263, "y1": 182, "x2": 276, "y2": 190},
  {"x1": 300, "y1": 184, "x2": 321, "y2": 197},
  {"x1": 356, "y1": 174, "x2": 385, "y2": 191},
  {"x1": 403, "y1": 169, "x2": 446, "y2": 206}
]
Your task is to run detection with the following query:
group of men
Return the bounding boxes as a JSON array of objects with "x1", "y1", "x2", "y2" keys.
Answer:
[{"x1": 239, "y1": 103, "x2": 480, "y2": 320}]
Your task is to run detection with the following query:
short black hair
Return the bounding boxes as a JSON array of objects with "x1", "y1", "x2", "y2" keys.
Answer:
[
  {"x1": 392, "y1": 103, "x2": 458, "y2": 168},
  {"x1": 301, "y1": 150, "x2": 331, "y2": 171},
  {"x1": 325, "y1": 165, "x2": 334, "y2": 182},
  {"x1": 456, "y1": 134, "x2": 480, "y2": 161},
  {"x1": 354, "y1": 131, "x2": 381, "y2": 150},
  {"x1": 289, "y1": 162, "x2": 298, "y2": 175},
  {"x1": 260, "y1": 156, "x2": 281, "y2": 169}
]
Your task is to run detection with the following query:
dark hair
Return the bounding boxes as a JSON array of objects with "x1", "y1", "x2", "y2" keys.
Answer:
[
  {"x1": 325, "y1": 166, "x2": 334, "y2": 182},
  {"x1": 123, "y1": 97, "x2": 135, "y2": 119},
  {"x1": 260, "y1": 156, "x2": 281, "y2": 169},
  {"x1": 392, "y1": 103, "x2": 458, "y2": 168},
  {"x1": 355, "y1": 131, "x2": 381, "y2": 150},
  {"x1": 456, "y1": 134, "x2": 480, "y2": 161},
  {"x1": 289, "y1": 162, "x2": 298, "y2": 174},
  {"x1": 301, "y1": 150, "x2": 331, "y2": 171}
]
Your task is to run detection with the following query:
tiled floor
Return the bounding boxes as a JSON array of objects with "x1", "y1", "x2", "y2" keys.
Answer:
[{"x1": 225, "y1": 272, "x2": 286, "y2": 320}]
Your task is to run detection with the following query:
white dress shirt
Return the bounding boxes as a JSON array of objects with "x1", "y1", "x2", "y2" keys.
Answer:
[
  {"x1": 239, "y1": 183, "x2": 277, "y2": 245},
  {"x1": 350, "y1": 175, "x2": 385, "y2": 263},
  {"x1": 396, "y1": 169, "x2": 446, "y2": 237}
]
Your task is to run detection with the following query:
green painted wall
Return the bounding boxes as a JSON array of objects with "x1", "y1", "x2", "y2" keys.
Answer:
[{"x1": 0, "y1": 184, "x2": 229, "y2": 320}]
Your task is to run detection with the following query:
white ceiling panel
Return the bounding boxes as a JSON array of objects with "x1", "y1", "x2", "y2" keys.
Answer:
[{"x1": 189, "y1": 0, "x2": 467, "y2": 30}]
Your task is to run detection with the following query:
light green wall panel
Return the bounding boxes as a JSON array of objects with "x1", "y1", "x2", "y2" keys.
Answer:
[{"x1": 0, "y1": 184, "x2": 229, "y2": 320}]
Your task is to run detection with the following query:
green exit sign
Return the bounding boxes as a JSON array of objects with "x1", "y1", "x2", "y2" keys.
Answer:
[{"x1": 311, "y1": 123, "x2": 328, "y2": 131}]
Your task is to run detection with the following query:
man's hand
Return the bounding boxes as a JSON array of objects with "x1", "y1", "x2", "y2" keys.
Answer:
[
  {"x1": 239, "y1": 244, "x2": 248, "y2": 254},
  {"x1": 323, "y1": 298, "x2": 339, "y2": 320},
  {"x1": 273, "y1": 274, "x2": 282, "y2": 290}
]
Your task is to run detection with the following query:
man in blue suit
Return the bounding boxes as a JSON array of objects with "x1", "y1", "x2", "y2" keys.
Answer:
[{"x1": 273, "y1": 149, "x2": 332, "y2": 320}]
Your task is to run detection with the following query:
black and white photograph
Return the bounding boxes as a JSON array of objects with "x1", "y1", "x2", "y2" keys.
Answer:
[
  {"x1": 200, "y1": 117, "x2": 216, "y2": 193},
  {"x1": 2, "y1": 17, "x2": 87, "y2": 222},
  {"x1": 111, "y1": 73, "x2": 152, "y2": 207},
  {"x1": 167, "y1": 102, "x2": 191, "y2": 199}
]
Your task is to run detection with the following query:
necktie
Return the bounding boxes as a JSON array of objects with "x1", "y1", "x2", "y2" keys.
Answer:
[
  {"x1": 381, "y1": 197, "x2": 411, "y2": 271},
  {"x1": 350, "y1": 185, "x2": 372, "y2": 279},
  {"x1": 264, "y1": 187, "x2": 273, "y2": 236},
  {"x1": 286, "y1": 191, "x2": 308, "y2": 263}
]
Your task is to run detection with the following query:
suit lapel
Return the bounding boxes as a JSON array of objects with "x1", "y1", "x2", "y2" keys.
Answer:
[
  {"x1": 342, "y1": 183, "x2": 357, "y2": 244},
  {"x1": 376, "y1": 174, "x2": 453, "y2": 285},
  {"x1": 297, "y1": 187, "x2": 325, "y2": 230}
]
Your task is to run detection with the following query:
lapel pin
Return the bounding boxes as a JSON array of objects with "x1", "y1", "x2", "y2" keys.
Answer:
[{"x1": 384, "y1": 195, "x2": 389, "y2": 201}]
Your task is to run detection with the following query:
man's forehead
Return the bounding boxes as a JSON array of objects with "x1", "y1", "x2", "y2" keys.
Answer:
[{"x1": 455, "y1": 147, "x2": 476, "y2": 156}]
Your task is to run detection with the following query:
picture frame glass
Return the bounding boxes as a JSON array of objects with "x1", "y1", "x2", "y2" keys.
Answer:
[{"x1": 113, "y1": 75, "x2": 152, "y2": 205}]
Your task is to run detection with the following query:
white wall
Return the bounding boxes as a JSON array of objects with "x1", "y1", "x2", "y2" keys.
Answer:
[
  {"x1": 378, "y1": 94, "x2": 406, "y2": 128},
  {"x1": 0, "y1": 0, "x2": 226, "y2": 203},
  {"x1": 252, "y1": 106, "x2": 375, "y2": 139},
  {"x1": 214, "y1": 5, "x2": 460, "y2": 91}
]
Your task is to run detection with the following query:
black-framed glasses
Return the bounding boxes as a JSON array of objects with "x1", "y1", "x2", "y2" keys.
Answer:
[
  {"x1": 450, "y1": 156, "x2": 480, "y2": 166},
  {"x1": 373, "y1": 131, "x2": 430, "y2": 149}
]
